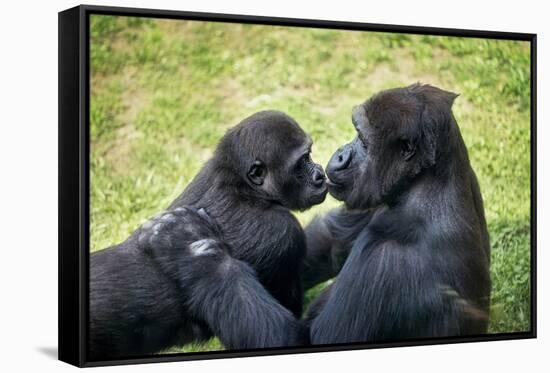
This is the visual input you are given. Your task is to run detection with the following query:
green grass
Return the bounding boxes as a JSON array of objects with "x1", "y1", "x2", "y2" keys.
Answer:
[{"x1": 89, "y1": 15, "x2": 532, "y2": 351}]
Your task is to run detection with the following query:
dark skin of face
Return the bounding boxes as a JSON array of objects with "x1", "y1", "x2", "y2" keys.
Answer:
[{"x1": 281, "y1": 137, "x2": 329, "y2": 209}]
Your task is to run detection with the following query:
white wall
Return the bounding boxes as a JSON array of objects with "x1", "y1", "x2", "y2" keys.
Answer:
[{"x1": 0, "y1": 0, "x2": 547, "y2": 371}]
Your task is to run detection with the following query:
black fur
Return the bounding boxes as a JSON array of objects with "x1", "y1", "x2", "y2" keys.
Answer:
[
  {"x1": 302, "y1": 209, "x2": 372, "y2": 289},
  {"x1": 89, "y1": 111, "x2": 326, "y2": 358},
  {"x1": 307, "y1": 84, "x2": 491, "y2": 344},
  {"x1": 169, "y1": 110, "x2": 327, "y2": 316}
]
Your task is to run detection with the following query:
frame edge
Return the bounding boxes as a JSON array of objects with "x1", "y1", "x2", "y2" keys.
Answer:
[
  {"x1": 60, "y1": 4, "x2": 537, "y2": 367},
  {"x1": 58, "y1": 5, "x2": 85, "y2": 368}
]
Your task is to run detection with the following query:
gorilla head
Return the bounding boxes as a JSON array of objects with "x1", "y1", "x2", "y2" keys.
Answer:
[
  {"x1": 326, "y1": 84, "x2": 458, "y2": 210},
  {"x1": 215, "y1": 110, "x2": 328, "y2": 210}
]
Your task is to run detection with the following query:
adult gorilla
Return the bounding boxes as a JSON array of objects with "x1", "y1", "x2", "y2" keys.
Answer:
[
  {"x1": 306, "y1": 84, "x2": 491, "y2": 343},
  {"x1": 90, "y1": 111, "x2": 328, "y2": 358}
]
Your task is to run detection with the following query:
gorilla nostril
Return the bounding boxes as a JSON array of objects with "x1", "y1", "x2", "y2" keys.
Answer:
[
  {"x1": 330, "y1": 148, "x2": 352, "y2": 172},
  {"x1": 326, "y1": 144, "x2": 353, "y2": 177}
]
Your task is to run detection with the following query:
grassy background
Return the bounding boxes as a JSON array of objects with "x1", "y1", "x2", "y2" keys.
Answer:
[{"x1": 89, "y1": 15, "x2": 532, "y2": 352}]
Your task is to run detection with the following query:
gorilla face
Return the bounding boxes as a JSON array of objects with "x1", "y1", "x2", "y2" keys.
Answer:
[
  {"x1": 217, "y1": 110, "x2": 328, "y2": 211},
  {"x1": 277, "y1": 136, "x2": 328, "y2": 210},
  {"x1": 326, "y1": 84, "x2": 458, "y2": 210},
  {"x1": 324, "y1": 136, "x2": 368, "y2": 207}
]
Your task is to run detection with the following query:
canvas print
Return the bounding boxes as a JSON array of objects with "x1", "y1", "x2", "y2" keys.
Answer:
[{"x1": 88, "y1": 14, "x2": 532, "y2": 360}]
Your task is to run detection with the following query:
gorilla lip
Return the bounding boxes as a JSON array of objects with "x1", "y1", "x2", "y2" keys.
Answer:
[
  {"x1": 310, "y1": 184, "x2": 329, "y2": 204},
  {"x1": 326, "y1": 179, "x2": 348, "y2": 201},
  {"x1": 326, "y1": 179, "x2": 343, "y2": 188}
]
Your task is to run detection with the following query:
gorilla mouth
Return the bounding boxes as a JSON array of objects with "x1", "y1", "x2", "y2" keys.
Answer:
[
  {"x1": 326, "y1": 179, "x2": 344, "y2": 190},
  {"x1": 326, "y1": 179, "x2": 348, "y2": 201},
  {"x1": 309, "y1": 184, "x2": 329, "y2": 205}
]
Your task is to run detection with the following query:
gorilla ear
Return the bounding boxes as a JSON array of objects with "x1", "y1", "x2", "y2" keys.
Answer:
[
  {"x1": 352, "y1": 105, "x2": 368, "y2": 131},
  {"x1": 247, "y1": 160, "x2": 266, "y2": 186},
  {"x1": 416, "y1": 85, "x2": 459, "y2": 168}
]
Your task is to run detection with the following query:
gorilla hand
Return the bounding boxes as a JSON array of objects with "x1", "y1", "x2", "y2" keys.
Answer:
[{"x1": 136, "y1": 206, "x2": 224, "y2": 257}]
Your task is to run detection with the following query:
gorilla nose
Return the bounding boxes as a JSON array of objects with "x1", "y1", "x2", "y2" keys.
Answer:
[
  {"x1": 312, "y1": 168, "x2": 326, "y2": 187},
  {"x1": 328, "y1": 146, "x2": 352, "y2": 173}
]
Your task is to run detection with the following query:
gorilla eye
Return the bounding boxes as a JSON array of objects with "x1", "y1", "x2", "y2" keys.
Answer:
[
  {"x1": 250, "y1": 164, "x2": 265, "y2": 177},
  {"x1": 295, "y1": 152, "x2": 312, "y2": 174},
  {"x1": 248, "y1": 160, "x2": 266, "y2": 186},
  {"x1": 400, "y1": 139, "x2": 415, "y2": 160}
]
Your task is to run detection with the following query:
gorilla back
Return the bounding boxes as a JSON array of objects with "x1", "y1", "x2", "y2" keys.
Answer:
[{"x1": 308, "y1": 84, "x2": 491, "y2": 343}]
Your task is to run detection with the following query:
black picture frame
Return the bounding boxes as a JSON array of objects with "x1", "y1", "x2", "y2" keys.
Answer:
[{"x1": 58, "y1": 4, "x2": 537, "y2": 367}]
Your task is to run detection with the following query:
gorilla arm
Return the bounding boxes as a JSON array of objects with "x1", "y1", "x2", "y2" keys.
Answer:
[
  {"x1": 302, "y1": 208, "x2": 372, "y2": 290},
  {"x1": 181, "y1": 251, "x2": 308, "y2": 349},
  {"x1": 139, "y1": 208, "x2": 308, "y2": 349}
]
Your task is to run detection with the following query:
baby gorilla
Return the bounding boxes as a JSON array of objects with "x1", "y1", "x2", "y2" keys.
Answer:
[{"x1": 90, "y1": 111, "x2": 327, "y2": 359}]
